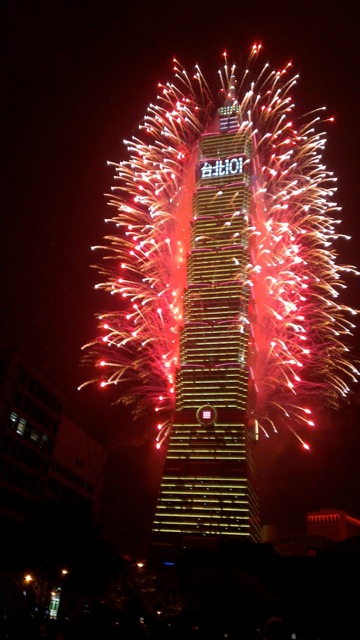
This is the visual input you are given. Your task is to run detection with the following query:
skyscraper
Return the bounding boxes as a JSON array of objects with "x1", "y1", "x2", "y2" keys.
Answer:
[
  {"x1": 85, "y1": 50, "x2": 357, "y2": 555},
  {"x1": 152, "y1": 103, "x2": 262, "y2": 550}
]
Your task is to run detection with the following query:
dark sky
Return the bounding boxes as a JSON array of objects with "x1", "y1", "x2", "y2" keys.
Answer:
[{"x1": 2, "y1": 0, "x2": 360, "y2": 556}]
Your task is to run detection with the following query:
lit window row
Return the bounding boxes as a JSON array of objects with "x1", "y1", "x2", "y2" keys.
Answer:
[
  {"x1": 199, "y1": 129, "x2": 249, "y2": 154},
  {"x1": 194, "y1": 186, "x2": 249, "y2": 210},
  {"x1": 9, "y1": 411, "x2": 50, "y2": 450}
]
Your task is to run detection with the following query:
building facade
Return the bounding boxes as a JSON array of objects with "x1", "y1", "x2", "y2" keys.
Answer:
[
  {"x1": 152, "y1": 105, "x2": 261, "y2": 551},
  {"x1": 0, "y1": 348, "x2": 107, "y2": 531},
  {"x1": 307, "y1": 508, "x2": 360, "y2": 542}
]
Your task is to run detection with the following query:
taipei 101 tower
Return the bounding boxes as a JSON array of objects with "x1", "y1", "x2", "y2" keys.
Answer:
[
  {"x1": 85, "y1": 49, "x2": 358, "y2": 556},
  {"x1": 152, "y1": 99, "x2": 262, "y2": 551}
]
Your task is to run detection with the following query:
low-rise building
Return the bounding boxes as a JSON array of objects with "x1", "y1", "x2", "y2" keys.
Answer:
[
  {"x1": 307, "y1": 508, "x2": 360, "y2": 542},
  {"x1": 0, "y1": 348, "x2": 106, "y2": 530}
]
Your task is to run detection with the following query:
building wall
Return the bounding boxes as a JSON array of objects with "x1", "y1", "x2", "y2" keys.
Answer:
[
  {"x1": 0, "y1": 348, "x2": 106, "y2": 529},
  {"x1": 307, "y1": 509, "x2": 360, "y2": 541},
  {"x1": 50, "y1": 415, "x2": 107, "y2": 517}
]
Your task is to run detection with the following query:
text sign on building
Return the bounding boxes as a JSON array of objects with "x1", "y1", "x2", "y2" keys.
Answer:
[{"x1": 200, "y1": 156, "x2": 244, "y2": 180}]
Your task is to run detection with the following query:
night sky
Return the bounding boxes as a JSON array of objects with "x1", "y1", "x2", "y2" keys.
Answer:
[{"x1": 2, "y1": 0, "x2": 360, "y2": 557}]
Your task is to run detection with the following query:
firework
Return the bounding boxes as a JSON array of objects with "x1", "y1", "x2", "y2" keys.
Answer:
[{"x1": 80, "y1": 45, "x2": 358, "y2": 449}]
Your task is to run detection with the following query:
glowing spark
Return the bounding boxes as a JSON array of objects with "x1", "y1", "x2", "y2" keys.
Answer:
[{"x1": 82, "y1": 46, "x2": 358, "y2": 448}]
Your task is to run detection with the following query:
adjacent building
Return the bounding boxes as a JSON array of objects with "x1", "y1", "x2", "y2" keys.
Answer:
[
  {"x1": 0, "y1": 348, "x2": 106, "y2": 531},
  {"x1": 307, "y1": 508, "x2": 360, "y2": 542}
]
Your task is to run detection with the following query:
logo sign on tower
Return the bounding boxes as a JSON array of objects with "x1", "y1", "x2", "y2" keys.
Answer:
[
  {"x1": 200, "y1": 156, "x2": 244, "y2": 180},
  {"x1": 196, "y1": 405, "x2": 218, "y2": 426}
]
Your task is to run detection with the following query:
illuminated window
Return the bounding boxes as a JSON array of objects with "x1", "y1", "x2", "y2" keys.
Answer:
[
  {"x1": 16, "y1": 418, "x2": 27, "y2": 436},
  {"x1": 9, "y1": 411, "x2": 18, "y2": 428},
  {"x1": 30, "y1": 428, "x2": 40, "y2": 443},
  {"x1": 40, "y1": 434, "x2": 48, "y2": 449}
]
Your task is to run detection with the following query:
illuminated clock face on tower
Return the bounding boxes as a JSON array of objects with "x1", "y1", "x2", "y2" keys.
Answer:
[{"x1": 196, "y1": 405, "x2": 218, "y2": 426}]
